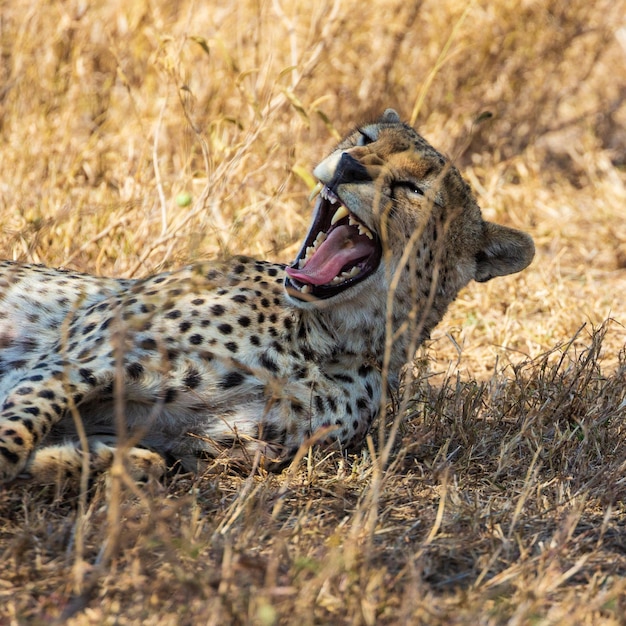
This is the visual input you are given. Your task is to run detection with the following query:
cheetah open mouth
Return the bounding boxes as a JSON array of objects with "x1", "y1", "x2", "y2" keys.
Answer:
[{"x1": 285, "y1": 186, "x2": 382, "y2": 300}]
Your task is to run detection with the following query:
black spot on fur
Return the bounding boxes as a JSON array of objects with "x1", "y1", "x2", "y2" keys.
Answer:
[
  {"x1": 333, "y1": 373, "x2": 354, "y2": 383},
  {"x1": 326, "y1": 396, "x2": 337, "y2": 412},
  {"x1": 356, "y1": 398, "x2": 368, "y2": 410},
  {"x1": 184, "y1": 368, "x2": 202, "y2": 389},
  {"x1": 238, "y1": 316, "x2": 251, "y2": 328},
  {"x1": 292, "y1": 365, "x2": 308, "y2": 379},
  {"x1": 218, "y1": 323, "x2": 233, "y2": 335},
  {"x1": 140, "y1": 338, "x2": 158, "y2": 351},
  {"x1": 163, "y1": 388, "x2": 178, "y2": 403},
  {"x1": 24, "y1": 420, "x2": 37, "y2": 435},
  {"x1": 225, "y1": 342, "x2": 238, "y2": 353},
  {"x1": 259, "y1": 353, "x2": 278, "y2": 373},
  {"x1": 126, "y1": 362, "x2": 144, "y2": 380},
  {"x1": 260, "y1": 422, "x2": 286, "y2": 445},
  {"x1": 0, "y1": 447, "x2": 19, "y2": 464},
  {"x1": 189, "y1": 334, "x2": 203, "y2": 345},
  {"x1": 358, "y1": 364, "x2": 372, "y2": 377},
  {"x1": 79, "y1": 368, "x2": 97, "y2": 386},
  {"x1": 301, "y1": 346, "x2": 315, "y2": 361},
  {"x1": 211, "y1": 304, "x2": 225, "y2": 316},
  {"x1": 220, "y1": 371, "x2": 245, "y2": 389}
]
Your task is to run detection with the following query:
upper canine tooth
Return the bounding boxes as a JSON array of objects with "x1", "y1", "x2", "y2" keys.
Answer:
[
  {"x1": 309, "y1": 182, "x2": 323, "y2": 202},
  {"x1": 331, "y1": 205, "x2": 350, "y2": 225}
]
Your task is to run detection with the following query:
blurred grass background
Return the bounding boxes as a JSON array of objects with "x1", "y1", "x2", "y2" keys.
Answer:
[{"x1": 1, "y1": 0, "x2": 625, "y2": 623}]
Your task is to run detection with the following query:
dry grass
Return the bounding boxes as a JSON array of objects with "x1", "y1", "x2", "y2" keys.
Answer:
[{"x1": 1, "y1": 0, "x2": 626, "y2": 623}]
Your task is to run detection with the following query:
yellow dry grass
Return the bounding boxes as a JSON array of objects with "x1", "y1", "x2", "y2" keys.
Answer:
[{"x1": 1, "y1": 0, "x2": 625, "y2": 623}]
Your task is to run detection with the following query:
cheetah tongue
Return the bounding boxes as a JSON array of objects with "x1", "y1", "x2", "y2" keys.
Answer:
[{"x1": 285, "y1": 225, "x2": 374, "y2": 286}]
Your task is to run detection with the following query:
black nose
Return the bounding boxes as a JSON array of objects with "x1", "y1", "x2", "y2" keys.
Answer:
[{"x1": 328, "y1": 153, "x2": 371, "y2": 189}]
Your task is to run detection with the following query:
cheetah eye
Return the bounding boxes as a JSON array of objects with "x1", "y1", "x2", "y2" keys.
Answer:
[
  {"x1": 392, "y1": 181, "x2": 424, "y2": 196},
  {"x1": 356, "y1": 128, "x2": 375, "y2": 146}
]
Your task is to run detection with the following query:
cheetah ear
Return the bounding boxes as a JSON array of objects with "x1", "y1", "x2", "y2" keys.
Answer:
[
  {"x1": 381, "y1": 109, "x2": 400, "y2": 123},
  {"x1": 474, "y1": 222, "x2": 535, "y2": 282}
]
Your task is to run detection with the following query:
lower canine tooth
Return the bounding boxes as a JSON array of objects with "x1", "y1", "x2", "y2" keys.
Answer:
[{"x1": 301, "y1": 285, "x2": 311, "y2": 294}]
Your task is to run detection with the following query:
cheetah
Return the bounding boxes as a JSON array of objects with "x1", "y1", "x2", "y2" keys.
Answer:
[{"x1": 0, "y1": 109, "x2": 534, "y2": 484}]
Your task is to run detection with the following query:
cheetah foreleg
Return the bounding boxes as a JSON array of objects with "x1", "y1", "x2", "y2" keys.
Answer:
[{"x1": 0, "y1": 374, "x2": 92, "y2": 482}]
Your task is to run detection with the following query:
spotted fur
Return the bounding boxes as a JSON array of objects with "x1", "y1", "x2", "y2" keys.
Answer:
[{"x1": 0, "y1": 109, "x2": 534, "y2": 484}]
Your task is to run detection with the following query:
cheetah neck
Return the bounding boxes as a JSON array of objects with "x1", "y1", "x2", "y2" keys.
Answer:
[{"x1": 298, "y1": 300, "x2": 412, "y2": 389}]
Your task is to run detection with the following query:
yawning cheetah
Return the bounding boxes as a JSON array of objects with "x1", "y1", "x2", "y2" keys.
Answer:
[{"x1": 0, "y1": 109, "x2": 534, "y2": 484}]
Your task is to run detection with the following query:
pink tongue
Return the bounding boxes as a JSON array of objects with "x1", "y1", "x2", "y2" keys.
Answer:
[{"x1": 285, "y1": 225, "x2": 373, "y2": 286}]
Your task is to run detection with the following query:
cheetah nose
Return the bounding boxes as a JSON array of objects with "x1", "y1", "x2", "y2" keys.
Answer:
[{"x1": 328, "y1": 153, "x2": 372, "y2": 189}]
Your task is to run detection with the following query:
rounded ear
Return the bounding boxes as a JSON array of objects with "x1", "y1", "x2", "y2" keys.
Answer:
[
  {"x1": 381, "y1": 109, "x2": 400, "y2": 123},
  {"x1": 475, "y1": 222, "x2": 535, "y2": 282}
]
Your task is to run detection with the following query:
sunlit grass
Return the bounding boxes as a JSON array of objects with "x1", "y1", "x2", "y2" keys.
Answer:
[{"x1": 1, "y1": 0, "x2": 625, "y2": 623}]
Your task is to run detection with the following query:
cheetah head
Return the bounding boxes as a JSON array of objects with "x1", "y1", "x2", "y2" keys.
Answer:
[{"x1": 285, "y1": 109, "x2": 534, "y2": 316}]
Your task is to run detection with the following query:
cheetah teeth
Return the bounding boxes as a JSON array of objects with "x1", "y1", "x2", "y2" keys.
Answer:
[
  {"x1": 330, "y1": 266, "x2": 361, "y2": 284},
  {"x1": 318, "y1": 185, "x2": 374, "y2": 239},
  {"x1": 348, "y1": 215, "x2": 374, "y2": 239},
  {"x1": 329, "y1": 205, "x2": 374, "y2": 239},
  {"x1": 309, "y1": 182, "x2": 323, "y2": 202},
  {"x1": 330, "y1": 205, "x2": 349, "y2": 225},
  {"x1": 298, "y1": 232, "x2": 328, "y2": 268},
  {"x1": 320, "y1": 185, "x2": 339, "y2": 204}
]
